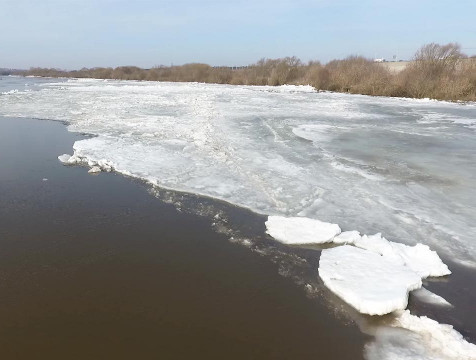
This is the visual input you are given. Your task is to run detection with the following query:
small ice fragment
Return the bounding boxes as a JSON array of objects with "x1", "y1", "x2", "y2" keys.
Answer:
[
  {"x1": 88, "y1": 166, "x2": 101, "y2": 174},
  {"x1": 58, "y1": 154, "x2": 72, "y2": 164},
  {"x1": 412, "y1": 287, "x2": 452, "y2": 307},
  {"x1": 333, "y1": 230, "x2": 361, "y2": 244},
  {"x1": 265, "y1": 216, "x2": 341, "y2": 245},
  {"x1": 318, "y1": 245, "x2": 422, "y2": 315}
]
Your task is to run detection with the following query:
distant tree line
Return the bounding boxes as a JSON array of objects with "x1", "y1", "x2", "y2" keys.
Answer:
[
  {"x1": 16, "y1": 43, "x2": 476, "y2": 101},
  {"x1": 1, "y1": 69, "x2": 14, "y2": 75}
]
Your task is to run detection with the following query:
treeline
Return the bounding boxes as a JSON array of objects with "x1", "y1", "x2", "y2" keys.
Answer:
[
  {"x1": 18, "y1": 43, "x2": 476, "y2": 101},
  {"x1": 1, "y1": 69, "x2": 15, "y2": 75}
]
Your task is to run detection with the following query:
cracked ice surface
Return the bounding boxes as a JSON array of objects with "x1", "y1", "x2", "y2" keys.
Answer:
[{"x1": 1, "y1": 78, "x2": 476, "y2": 266}]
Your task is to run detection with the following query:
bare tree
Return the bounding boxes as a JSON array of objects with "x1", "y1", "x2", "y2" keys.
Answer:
[{"x1": 413, "y1": 43, "x2": 463, "y2": 76}]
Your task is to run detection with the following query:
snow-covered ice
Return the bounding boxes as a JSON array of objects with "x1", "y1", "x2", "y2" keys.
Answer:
[
  {"x1": 352, "y1": 233, "x2": 451, "y2": 278},
  {"x1": 265, "y1": 216, "x2": 341, "y2": 244},
  {"x1": 1, "y1": 78, "x2": 475, "y2": 266},
  {"x1": 318, "y1": 245, "x2": 422, "y2": 315},
  {"x1": 311, "y1": 225, "x2": 450, "y2": 315}
]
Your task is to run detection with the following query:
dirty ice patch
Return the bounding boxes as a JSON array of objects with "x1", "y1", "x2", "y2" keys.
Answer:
[
  {"x1": 265, "y1": 216, "x2": 341, "y2": 245},
  {"x1": 318, "y1": 245, "x2": 422, "y2": 315}
]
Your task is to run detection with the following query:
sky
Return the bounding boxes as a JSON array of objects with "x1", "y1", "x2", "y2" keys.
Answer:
[{"x1": 0, "y1": 0, "x2": 475, "y2": 69}]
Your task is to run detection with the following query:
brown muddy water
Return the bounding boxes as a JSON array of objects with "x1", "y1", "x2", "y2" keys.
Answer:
[{"x1": 0, "y1": 116, "x2": 367, "y2": 359}]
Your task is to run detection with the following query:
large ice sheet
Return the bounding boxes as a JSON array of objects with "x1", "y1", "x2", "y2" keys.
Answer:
[
  {"x1": 318, "y1": 245, "x2": 422, "y2": 315},
  {"x1": 0, "y1": 78, "x2": 475, "y2": 265},
  {"x1": 265, "y1": 216, "x2": 341, "y2": 244}
]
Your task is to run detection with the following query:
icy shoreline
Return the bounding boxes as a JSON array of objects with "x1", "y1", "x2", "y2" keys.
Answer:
[{"x1": 2, "y1": 77, "x2": 476, "y2": 359}]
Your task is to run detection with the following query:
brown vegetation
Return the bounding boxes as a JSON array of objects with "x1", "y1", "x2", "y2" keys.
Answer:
[{"x1": 17, "y1": 43, "x2": 476, "y2": 101}]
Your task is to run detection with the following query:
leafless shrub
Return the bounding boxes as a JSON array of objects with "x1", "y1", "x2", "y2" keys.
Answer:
[{"x1": 17, "y1": 43, "x2": 476, "y2": 101}]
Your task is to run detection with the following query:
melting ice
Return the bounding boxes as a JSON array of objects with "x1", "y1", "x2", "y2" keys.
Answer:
[{"x1": 1, "y1": 78, "x2": 474, "y2": 266}]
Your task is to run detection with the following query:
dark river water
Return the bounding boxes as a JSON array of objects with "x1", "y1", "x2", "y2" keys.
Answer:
[{"x1": 0, "y1": 116, "x2": 366, "y2": 359}]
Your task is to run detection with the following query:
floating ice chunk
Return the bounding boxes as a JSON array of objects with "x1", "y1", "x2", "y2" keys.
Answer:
[
  {"x1": 353, "y1": 233, "x2": 451, "y2": 278},
  {"x1": 58, "y1": 154, "x2": 72, "y2": 164},
  {"x1": 412, "y1": 287, "x2": 452, "y2": 307},
  {"x1": 318, "y1": 245, "x2": 422, "y2": 315},
  {"x1": 88, "y1": 166, "x2": 101, "y2": 174},
  {"x1": 265, "y1": 216, "x2": 341, "y2": 245},
  {"x1": 333, "y1": 230, "x2": 361, "y2": 244}
]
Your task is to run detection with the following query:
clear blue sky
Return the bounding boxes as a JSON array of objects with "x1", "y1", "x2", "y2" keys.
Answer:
[{"x1": 1, "y1": 0, "x2": 475, "y2": 69}]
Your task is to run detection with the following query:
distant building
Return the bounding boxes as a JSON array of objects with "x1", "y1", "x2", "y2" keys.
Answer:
[{"x1": 373, "y1": 58, "x2": 385, "y2": 63}]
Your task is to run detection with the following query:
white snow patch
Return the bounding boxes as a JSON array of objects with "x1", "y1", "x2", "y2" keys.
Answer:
[
  {"x1": 265, "y1": 216, "x2": 341, "y2": 245},
  {"x1": 318, "y1": 245, "x2": 422, "y2": 315}
]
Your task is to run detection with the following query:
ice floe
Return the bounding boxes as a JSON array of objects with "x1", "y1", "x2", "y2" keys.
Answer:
[
  {"x1": 318, "y1": 245, "x2": 422, "y2": 315},
  {"x1": 265, "y1": 216, "x2": 341, "y2": 245}
]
